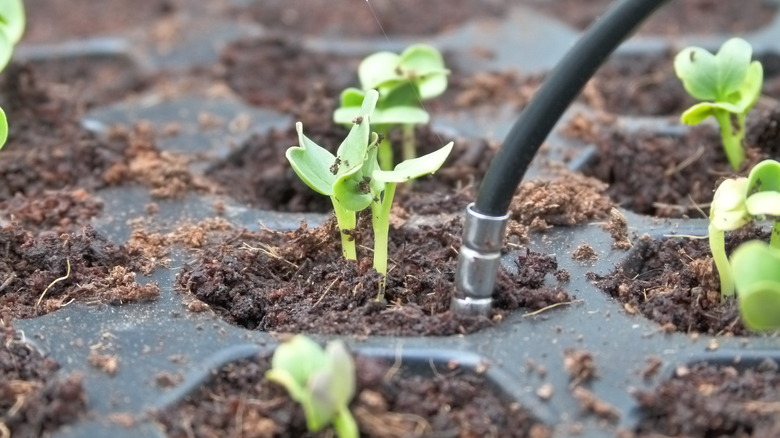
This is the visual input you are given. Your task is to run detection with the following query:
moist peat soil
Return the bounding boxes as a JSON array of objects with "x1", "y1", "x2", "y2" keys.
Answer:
[
  {"x1": 530, "y1": 0, "x2": 778, "y2": 36},
  {"x1": 176, "y1": 215, "x2": 574, "y2": 336},
  {"x1": 155, "y1": 350, "x2": 552, "y2": 438},
  {"x1": 0, "y1": 323, "x2": 87, "y2": 438},
  {"x1": 591, "y1": 226, "x2": 773, "y2": 336},
  {"x1": 629, "y1": 359, "x2": 780, "y2": 437}
]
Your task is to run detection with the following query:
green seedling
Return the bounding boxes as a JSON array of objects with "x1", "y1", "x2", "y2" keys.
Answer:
[
  {"x1": 0, "y1": 0, "x2": 25, "y2": 149},
  {"x1": 287, "y1": 89, "x2": 453, "y2": 299},
  {"x1": 266, "y1": 335, "x2": 358, "y2": 438},
  {"x1": 730, "y1": 241, "x2": 780, "y2": 330},
  {"x1": 334, "y1": 44, "x2": 449, "y2": 169},
  {"x1": 674, "y1": 37, "x2": 763, "y2": 170},
  {"x1": 709, "y1": 159, "x2": 780, "y2": 299}
]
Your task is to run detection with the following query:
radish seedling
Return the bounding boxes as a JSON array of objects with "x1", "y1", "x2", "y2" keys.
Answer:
[
  {"x1": 334, "y1": 44, "x2": 449, "y2": 169},
  {"x1": 287, "y1": 89, "x2": 453, "y2": 299},
  {"x1": 674, "y1": 38, "x2": 763, "y2": 170},
  {"x1": 266, "y1": 335, "x2": 358, "y2": 438},
  {"x1": 708, "y1": 159, "x2": 780, "y2": 329}
]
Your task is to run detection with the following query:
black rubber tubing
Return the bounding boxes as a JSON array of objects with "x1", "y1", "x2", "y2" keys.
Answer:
[{"x1": 474, "y1": 0, "x2": 673, "y2": 217}]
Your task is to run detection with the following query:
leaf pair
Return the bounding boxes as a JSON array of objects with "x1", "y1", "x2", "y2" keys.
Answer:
[
  {"x1": 288, "y1": 89, "x2": 454, "y2": 213},
  {"x1": 710, "y1": 160, "x2": 780, "y2": 232},
  {"x1": 266, "y1": 336, "x2": 357, "y2": 437},
  {"x1": 674, "y1": 38, "x2": 763, "y2": 169},
  {"x1": 334, "y1": 44, "x2": 449, "y2": 127}
]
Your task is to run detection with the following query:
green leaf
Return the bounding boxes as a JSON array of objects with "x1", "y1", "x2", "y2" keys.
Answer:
[
  {"x1": 268, "y1": 335, "x2": 328, "y2": 387},
  {"x1": 0, "y1": 28, "x2": 11, "y2": 72},
  {"x1": 747, "y1": 159, "x2": 780, "y2": 194},
  {"x1": 731, "y1": 240, "x2": 780, "y2": 330},
  {"x1": 305, "y1": 370, "x2": 338, "y2": 431},
  {"x1": 746, "y1": 191, "x2": 780, "y2": 217},
  {"x1": 674, "y1": 46, "x2": 719, "y2": 101},
  {"x1": 680, "y1": 101, "x2": 741, "y2": 125},
  {"x1": 0, "y1": 106, "x2": 7, "y2": 149},
  {"x1": 373, "y1": 142, "x2": 453, "y2": 183},
  {"x1": 285, "y1": 122, "x2": 337, "y2": 196},
  {"x1": 359, "y1": 51, "x2": 402, "y2": 90},
  {"x1": 734, "y1": 61, "x2": 763, "y2": 112},
  {"x1": 715, "y1": 38, "x2": 753, "y2": 99},
  {"x1": 674, "y1": 38, "x2": 756, "y2": 103},
  {"x1": 372, "y1": 106, "x2": 430, "y2": 125},
  {"x1": 709, "y1": 177, "x2": 751, "y2": 231},
  {"x1": 745, "y1": 160, "x2": 780, "y2": 217},
  {"x1": 324, "y1": 340, "x2": 356, "y2": 409},
  {"x1": 333, "y1": 88, "x2": 367, "y2": 124},
  {"x1": 0, "y1": 0, "x2": 24, "y2": 44},
  {"x1": 398, "y1": 44, "x2": 449, "y2": 99}
]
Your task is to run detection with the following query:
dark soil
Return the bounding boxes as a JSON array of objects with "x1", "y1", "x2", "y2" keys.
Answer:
[
  {"x1": 231, "y1": 0, "x2": 512, "y2": 38},
  {"x1": 0, "y1": 322, "x2": 87, "y2": 437},
  {"x1": 156, "y1": 351, "x2": 552, "y2": 438},
  {"x1": 23, "y1": 0, "x2": 178, "y2": 44},
  {"x1": 177, "y1": 216, "x2": 572, "y2": 336},
  {"x1": 0, "y1": 225, "x2": 159, "y2": 320},
  {"x1": 591, "y1": 226, "x2": 772, "y2": 336},
  {"x1": 584, "y1": 51, "x2": 780, "y2": 117},
  {"x1": 631, "y1": 359, "x2": 780, "y2": 437},
  {"x1": 530, "y1": 0, "x2": 777, "y2": 36},
  {"x1": 575, "y1": 106, "x2": 780, "y2": 218}
]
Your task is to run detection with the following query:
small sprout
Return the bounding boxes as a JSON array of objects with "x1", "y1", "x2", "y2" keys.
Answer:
[
  {"x1": 266, "y1": 335, "x2": 358, "y2": 438},
  {"x1": 334, "y1": 44, "x2": 450, "y2": 169},
  {"x1": 709, "y1": 160, "x2": 780, "y2": 296},
  {"x1": 674, "y1": 38, "x2": 763, "y2": 170},
  {"x1": 287, "y1": 89, "x2": 453, "y2": 299},
  {"x1": 0, "y1": 0, "x2": 24, "y2": 149}
]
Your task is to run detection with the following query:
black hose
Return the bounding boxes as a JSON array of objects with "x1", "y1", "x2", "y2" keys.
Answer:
[{"x1": 474, "y1": 0, "x2": 673, "y2": 216}]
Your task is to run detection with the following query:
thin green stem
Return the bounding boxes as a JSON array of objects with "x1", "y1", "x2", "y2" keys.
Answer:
[
  {"x1": 709, "y1": 224, "x2": 734, "y2": 297},
  {"x1": 371, "y1": 182, "x2": 397, "y2": 301},
  {"x1": 333, "y1": 408, "x2": 359, "y2": 438},
  {"x1": 401, "y1": 123, "x2": 416, "y2": 162},
  {"x1": 377, "y1": 128, "x2": 394, "y2": 170},
  {"x1": 715, "y1": 110, "x2": 745, "y2": 170},
  {"x1": 331, "y1": 197, "x2": 357, "y2": 260}
]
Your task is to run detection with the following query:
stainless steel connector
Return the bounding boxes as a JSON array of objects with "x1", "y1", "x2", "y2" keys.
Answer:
[{"x1": 452, "y1": 203, "x2": 509, "y2": 315}]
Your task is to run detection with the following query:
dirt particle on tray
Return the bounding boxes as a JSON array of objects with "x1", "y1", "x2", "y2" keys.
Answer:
[
  {"x1": 536, "y1": 383, "x2": 554, "y2": 401},
  {"x1": 572, "y1": 244, "x2": 598, "y2": 261},
  {"x1": 602, "y1": 208, "x2": 632, "y2": 250},
  {"x1": 564, "y1": 348, "x2": 597, "y2": 386},
  {"x1": 103, "y1": 123, "x2": 213, "y2": 199},
  {"x1": 107, "y1": 413, "x2": 136, "y2": 428},
  {"x1": 154, "y1": 370, "x2": 183, "y2": 388},
  {"x1": 555, "y1": 269, "x2": 571, "y2": 282},
  {"x1": 572, "y1": 386, "x2": 620, "y2": 422},
  {"x1": 642, "y1": 356, "x2": 663, "y2": 381},
  {"x1": 88, "y1": 352, "x2": 120, "y2": 376}
]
